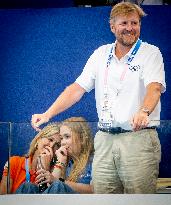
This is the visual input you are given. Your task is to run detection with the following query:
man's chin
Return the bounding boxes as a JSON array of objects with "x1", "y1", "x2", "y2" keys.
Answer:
[
  {"x1": 117, "y1": 36, "x2": 137, "y2": 47},
  {"x1": 117, "y1": 39, "x2": 133, "y2": 47},
  {"x1": 122, "y1": 37, "x2": 138, "y2": 47},
  {"x1": 123, "y1": 42, "x2": 136, "y2": 47}
]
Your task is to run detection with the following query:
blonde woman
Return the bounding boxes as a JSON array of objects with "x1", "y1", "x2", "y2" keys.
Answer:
[
  {"x1": 46, "y1": 116, "x2": 94, "y2": 194},
  {"x1": 17, "y1": 117, "x2": 94, "y2": 194},
  {"x1": 0, "y1": 123, "x2": 61, "y2": 194}
]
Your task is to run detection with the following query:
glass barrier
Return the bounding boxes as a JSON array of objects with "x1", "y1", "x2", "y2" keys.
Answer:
[
  {"x1": 0, "y1": 122, "x2": 10, "y2": 183},
  {"x1": 0, "y1": 120, "x2": 171, "y2": 194}
]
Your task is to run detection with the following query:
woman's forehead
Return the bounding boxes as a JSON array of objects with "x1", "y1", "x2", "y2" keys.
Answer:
[
  {"x1": 49, "y1": 133, "x2": 60, "y2": 140},
  {"x1": 40, "y1": 132, "x2": 60, "y2": 140},
  {"x1": 60, "y1": 125, "x2": 71, "y2": 133}
]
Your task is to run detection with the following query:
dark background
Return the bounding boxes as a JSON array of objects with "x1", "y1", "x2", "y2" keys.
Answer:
[{"x1": 0, "y1": 0, "x2": 170, "y2": 8}]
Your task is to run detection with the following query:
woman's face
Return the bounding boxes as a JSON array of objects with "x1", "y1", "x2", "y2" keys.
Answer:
[
  {"x1": 37, "y1": 133, "x2": 61, "y2": 154},
  {"x1": 60, "y1": 125, "x2": 81, "y2": 158}
]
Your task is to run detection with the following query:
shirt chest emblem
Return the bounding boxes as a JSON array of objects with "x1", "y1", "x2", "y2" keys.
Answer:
[{"x1": 129, "y1": 64, "x2": 141, "y2": 72}]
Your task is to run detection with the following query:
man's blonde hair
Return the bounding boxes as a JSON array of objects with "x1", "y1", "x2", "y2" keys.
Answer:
[{"x1": 110, "y1": 2, "x2": 146, "y2": 24}]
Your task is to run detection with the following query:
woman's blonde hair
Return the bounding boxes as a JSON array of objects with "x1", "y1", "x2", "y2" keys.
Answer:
[
  {"x1": 61, "y1": 117, "x2": 94, "y2": 182},
  {"x1": 110, "y1": 2, "x2": 146, "y2": 24},
  {"x1": 28, "y1": 122, "x2": 60, "y2": 157}
]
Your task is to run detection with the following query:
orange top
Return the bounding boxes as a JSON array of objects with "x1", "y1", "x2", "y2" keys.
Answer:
[{"x1": 2, "y1": 156, "x2": 37, "y2": 193}]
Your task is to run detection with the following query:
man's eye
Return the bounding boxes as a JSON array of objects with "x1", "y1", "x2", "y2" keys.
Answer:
[
  {"x1": 132, "y1": 21, "x2": 138, "y2": 25},
  {"x1": 121, "y1": 22, "x2": 127, "y2": 25}
]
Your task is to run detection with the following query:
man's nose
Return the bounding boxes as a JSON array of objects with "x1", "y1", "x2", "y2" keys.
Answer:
[{"x1": 126, "y1": 23, "x2": 133, "y2": 31}]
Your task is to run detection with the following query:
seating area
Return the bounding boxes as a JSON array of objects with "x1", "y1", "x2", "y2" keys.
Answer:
[{"x1": 0, "y1": 121, "x2": 171, "y2": 193}]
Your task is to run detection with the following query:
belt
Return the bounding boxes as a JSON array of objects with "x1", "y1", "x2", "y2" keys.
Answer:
[{"x1": 99, "y1": 126, "x2": 157, "y2": 135}]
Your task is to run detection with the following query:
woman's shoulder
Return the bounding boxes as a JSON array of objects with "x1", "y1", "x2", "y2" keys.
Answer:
[
  {"x1": 8, "y1": 156, "x2": 26, "y2": 166},
  {"x1": 77, "y1": 156, "x2": 93, "y2": 184},
  {"x1": 10, "y1": 156, "x2": 25, "y2": 161},
  {"x1": 3, "y1": 156, "x2": 25, "y2": 172}
]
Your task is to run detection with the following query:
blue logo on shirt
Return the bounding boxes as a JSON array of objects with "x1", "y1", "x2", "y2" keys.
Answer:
[{"x1": 129, "y1": 65, "x2": 140, "y2": 72}]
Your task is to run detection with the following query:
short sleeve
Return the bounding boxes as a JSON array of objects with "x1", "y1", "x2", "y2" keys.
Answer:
[
  {"x1": 75, "y1": 48, "x2": 99, "y2": 92},
  {"x1": 142, "y1": 48, "x2": 166, "y2": 93}
]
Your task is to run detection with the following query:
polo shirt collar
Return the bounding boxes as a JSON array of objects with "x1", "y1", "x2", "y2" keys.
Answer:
[{"x1": 112, "y1": 39, "x2": 140, "y2": 62}]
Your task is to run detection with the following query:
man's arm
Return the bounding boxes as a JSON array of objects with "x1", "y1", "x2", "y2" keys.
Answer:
[
  {"x1": 131, "y1": 82, "x2": 162, "y2": 131},
  {"x1": 31, "y1": 82, "x2": 86, "y2": 130}
]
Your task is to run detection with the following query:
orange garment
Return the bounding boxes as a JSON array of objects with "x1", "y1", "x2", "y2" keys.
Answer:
[{"x1": 2, "y1": 156, "x2": 36, "y2": 193}]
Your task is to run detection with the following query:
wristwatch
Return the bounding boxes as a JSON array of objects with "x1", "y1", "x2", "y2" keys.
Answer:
[{"x1": 141, "y1": 107, "x2": 150, "y2": 116}]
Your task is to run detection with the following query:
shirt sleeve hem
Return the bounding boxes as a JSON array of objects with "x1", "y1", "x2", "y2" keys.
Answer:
[
  {"x1": 144, "y1": 80, "x2": 166, "y2": 93},
  {"x1": 75, "y1": 80, "x2": 92, "y2": 93}
]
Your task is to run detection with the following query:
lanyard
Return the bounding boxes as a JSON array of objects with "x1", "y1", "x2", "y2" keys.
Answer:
[
  {"x1": 25, "y1": 158, "x2": 30, "y2": 182},
  {"x1": 104, "y1": 39, "x2": 142, "y2": 88}
]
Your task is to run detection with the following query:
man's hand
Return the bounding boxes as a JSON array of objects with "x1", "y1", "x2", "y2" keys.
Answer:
[
  {"x1": 131, "y1": 110, "x2": 150, "y2": 131},
  {"x1": 31, "y1": 113, "x2": 49, "y2": 131}
]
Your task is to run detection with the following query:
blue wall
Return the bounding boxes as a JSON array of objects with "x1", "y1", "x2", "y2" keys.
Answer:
[
  {"x1": 0, "y1": 6, "x2": 171, "y2": 178},
  {"x1": 0, "y1": 7, "x2": 112, "y2": 123},
  {"x1": 0, "y1": 6, "x2": 171, "y2": 123}
]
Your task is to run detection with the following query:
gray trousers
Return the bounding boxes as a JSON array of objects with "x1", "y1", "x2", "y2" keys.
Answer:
[{"x1": 92, "y1": 129, "x2": 161, "y2": 193}]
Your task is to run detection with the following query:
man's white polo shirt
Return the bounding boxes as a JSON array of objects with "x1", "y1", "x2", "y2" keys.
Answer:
[{"x1": 76, "y1": 40, "x2": 166, "y2": 130}]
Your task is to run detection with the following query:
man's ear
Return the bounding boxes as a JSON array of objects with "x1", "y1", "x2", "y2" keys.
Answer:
[{"x1": 110, "y1": 23, "x2": 115, "y2": 34}]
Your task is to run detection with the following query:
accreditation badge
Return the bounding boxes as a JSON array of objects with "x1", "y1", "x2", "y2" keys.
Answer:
[{"x1": 98, "y1": 96, "x2": 113, "y2": 129}]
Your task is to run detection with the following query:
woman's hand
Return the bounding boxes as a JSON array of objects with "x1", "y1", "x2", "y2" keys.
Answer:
[
  {"x1": 39, "y1": 146, "x2": 53, "y2": 170},
  {"x1": 35, "y1": 169, "x2": 55, "y2": 185},
  {"x1": 55, "y1": 146, "x2": 68, "y2": 165}
]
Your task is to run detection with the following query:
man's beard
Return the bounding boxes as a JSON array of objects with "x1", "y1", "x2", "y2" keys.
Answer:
[{"x1": 117, "y1": 31, "x2": 139, "y2": 47}]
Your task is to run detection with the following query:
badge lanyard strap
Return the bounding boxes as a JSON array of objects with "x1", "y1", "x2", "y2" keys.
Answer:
[
  {"x1": 104, "y1": 39, "x2": 142, "y2": 93},
  {"x1": 25, "y1": 158, "x2": 30, "y2": 182}
]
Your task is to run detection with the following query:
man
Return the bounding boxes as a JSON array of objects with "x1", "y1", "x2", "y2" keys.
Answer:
[{"x1": 31, "y1": 2, "x2": 166, "y2": 193}]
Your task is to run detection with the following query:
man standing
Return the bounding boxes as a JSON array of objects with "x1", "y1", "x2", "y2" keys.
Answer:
[{"x1": 31, "y1": 2, "x2": 166, "y2": 193}]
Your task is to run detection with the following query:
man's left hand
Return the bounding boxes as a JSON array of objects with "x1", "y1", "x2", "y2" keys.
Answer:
[{"x1": 131, "y1": 111, "x2": 150, "y2": 131}]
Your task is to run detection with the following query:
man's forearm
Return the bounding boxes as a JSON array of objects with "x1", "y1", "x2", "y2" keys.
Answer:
[
  {"x1": 131, "y1": 82, "x2": 162, "y2": 131},
  {"x1": 140, "y1": 82, "x2": 162, "y2": 114},
  {"x1": 45, "y1": 83, "x2": 86, "y2": 120}
]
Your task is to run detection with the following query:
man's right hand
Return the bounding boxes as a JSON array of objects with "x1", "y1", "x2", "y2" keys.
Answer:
[{"x1": 31, "y1": 113, "x2": 50, "y2": 131}]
